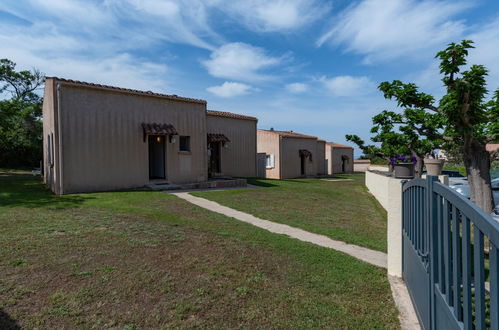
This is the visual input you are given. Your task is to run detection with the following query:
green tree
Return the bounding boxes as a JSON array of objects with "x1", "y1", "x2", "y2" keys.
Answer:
[
  {"x1": 378, "y1": 40, "x2": 498, "y2": 212},
  {"x1": 0, "y1": 59, "x2": 44, "y2": 167},
  {"x1": 346, "y1": 107, "x2": 445, "y2": 177}
]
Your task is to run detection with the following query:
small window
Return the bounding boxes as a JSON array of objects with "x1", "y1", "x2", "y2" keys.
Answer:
[
  {"x1": 266, "y1": 154, "x2": 275, "y2": 168},
  {"x1": 179, "y1": 136, "x2": 190, "y2": 152}
]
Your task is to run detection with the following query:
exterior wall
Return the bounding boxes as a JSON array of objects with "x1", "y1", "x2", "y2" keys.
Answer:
[
  {"x1": 257, "y1": 130, "x2": 281, "y2": 179},
  {"x1": 325, "y1": 145, "x2": 332, "y2": 175},
  {"x1": 55, "y1": 83, "x2": 207, "y2": 194},
  {"x1": 354, "y1": 160, "x2": 371, "y2": 172},
  {"x1": 327, "y1": 146, "x2": 354, "y2": 174},
  {"x1": 369, "y1": 165, "x2": 390, "y2": 172},
  {"x1": 42, "y1": 79, "x2": 61, "y2": 194},
  {"x1": 316, "y1": 141, "x2": 326, "y2": 175},
  {"x1": 206, "y1": 115, "x2": 257, "y2": 177},
  {"x1": 365, "y1": 170, "x2": 404, "y2": 277},
  {"x1": 366, "y1": 170, "x2": 449, "y2": 277},
  {"x1": 280, "y1": 137, "x2": 318, "y2": 179}
]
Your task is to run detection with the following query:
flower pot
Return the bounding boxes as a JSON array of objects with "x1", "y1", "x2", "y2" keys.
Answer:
[
  {"x1": 393, "y1": 163, "x2": 415, "y2": 179},
  {"x1": 424, "y1": 158, "x2": 445, "y2": 175}
]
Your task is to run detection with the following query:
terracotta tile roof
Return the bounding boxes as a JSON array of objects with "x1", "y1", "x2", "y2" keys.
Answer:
[
  {"x1": 207, "y1": 110, "x2": 257, "y2": 121},
  {"x1": 46, "y1": 77, "x2": 206, "y2": 104},
  {"x1": 142, "y1": 123, "x2": 178, "y2": 135},
  {"x1": 259, "y1": 129, "x2": 317, "y2": 139},
  {"x1": 327, "y1": 142, "x2": 353, "y2": 149},
  {"x1": 207, "y1": 133, "x2": 230, "y2": 143}
]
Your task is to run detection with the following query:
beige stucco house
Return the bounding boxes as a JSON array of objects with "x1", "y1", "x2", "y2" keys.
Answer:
[
  {"x1": 42, "y1": 77, "x2": 257, "y2": 194},
  {"x1": 257, "y1": 129, "x2": 326, "y2": 179},
  {"x1": 206, "y1": 110, "x2": 257, "y2": 178},
  {"x1": 325, "y1": 142, "x2": 354, "y2": 175}
]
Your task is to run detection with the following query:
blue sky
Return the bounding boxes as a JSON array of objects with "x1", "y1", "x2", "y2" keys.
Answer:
[{"x1": 2, "y1": 0, "x2": 499, "y2": 156}]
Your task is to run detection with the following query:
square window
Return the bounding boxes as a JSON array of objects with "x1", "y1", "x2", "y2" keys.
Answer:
[
  {"x1": 179, "y1": 136, "x2": 190, "y2": 152},
  {"x1": 265, "y1": 154, "x2": 275, "y2": 168}
]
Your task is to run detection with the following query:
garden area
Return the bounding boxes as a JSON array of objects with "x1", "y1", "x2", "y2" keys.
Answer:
[
  {"x1": 0, "y1": 170, "x2": 399, "y2": 329},
  {"x1": 194, "y1": 174, "x2": 388, "y2": 252}
]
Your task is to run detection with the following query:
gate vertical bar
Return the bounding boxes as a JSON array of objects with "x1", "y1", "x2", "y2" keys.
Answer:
[
  {"x1": 490, "y1": 243, "x2": 498, "y2": 330},
  {"x1": 473, "y1": 227, "x2": 485, "y2": 330},
  {"x1": 462, "y1": 216, "x2": 472, "y2": 330},
  {"x1": 452, "y1": 205, "x2": 462, "y2": 321},
  {"x1": 427, "y1": 176, "x2": 438, "y2": 330}
]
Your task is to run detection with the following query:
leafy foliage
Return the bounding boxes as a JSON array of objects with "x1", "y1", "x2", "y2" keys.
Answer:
[
  {"x1": 349, "y1": 40, "x2": 497, "y2": 211},
  {"x1": 0, "y1": 59, "x2": 44, "y2": 167}
]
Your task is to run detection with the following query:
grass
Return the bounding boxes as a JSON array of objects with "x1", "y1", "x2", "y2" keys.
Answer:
[
  {"x1": 194, "y1": 174, "x2": 388, "y2": 252},
  {"x1": 0, "y1": 170, "x2": 399, "y2": 329}
]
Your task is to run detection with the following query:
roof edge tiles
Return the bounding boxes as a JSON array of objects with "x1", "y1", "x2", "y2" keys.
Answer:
[
  {"x1": 258, "y1": 129, "x2": 317, "y2": 140},
  {"x1": 207, "y1": 133, "x2": 231, "y2": 143},
  {"x1": 46, "y1": 77, "x2": 207, "y2": 104},
  {"x1": 327, "y1": 142, "x2": 353, "y2": 149},
  {"x1": 207, "y1": 110, "x2": 257, "y2": 121}
]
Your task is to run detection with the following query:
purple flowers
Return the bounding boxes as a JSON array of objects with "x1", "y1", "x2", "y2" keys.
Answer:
[{"x1": 389, "y1": 154, "x2": 417, "y2": 164}]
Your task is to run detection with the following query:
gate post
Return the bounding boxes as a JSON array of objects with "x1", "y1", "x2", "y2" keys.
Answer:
[{"x1": 426, "y1": 175, "x2": 438, "y2": 330}]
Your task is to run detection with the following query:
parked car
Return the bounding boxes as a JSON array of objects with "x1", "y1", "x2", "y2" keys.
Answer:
[
  {"x1": 450, "y1": 178, "x2": 499, "y2": 208},
  {"x1": 423, "y1": 169, "x2": 467, "y2": 185},
  {"x1": 492, "y1": 206, "x2": 499, "y2": 223}
]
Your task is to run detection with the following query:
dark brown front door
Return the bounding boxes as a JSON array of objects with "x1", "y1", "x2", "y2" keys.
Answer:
[
  {"x1": 149, "y1": 135, "x2": 165, "y2": 179},
  {"x1": 300, "y1": 155, "x2": 306, "y2": 176},
  {"x1": 208, "y1": 142, "x2": 221, "y2": 177}
]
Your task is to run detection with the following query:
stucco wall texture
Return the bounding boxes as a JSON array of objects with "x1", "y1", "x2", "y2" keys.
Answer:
[
  {"x1": 280, "y1": 137, "x2": 320, "y2": 179},
  {"x1": 257, "y1": 130, "x2": 281, "y2": 179},
  {"x1": 326, "y1": 145, "x2": 354, "y2": 175},
  {"x1": 206, "y1": 115, "x2": 257, "y2": 177},
  {"x1": 43, "y1": 78, "x2": 208, "y2": 194}
]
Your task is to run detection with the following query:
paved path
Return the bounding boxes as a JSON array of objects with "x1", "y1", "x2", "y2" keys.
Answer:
[
  {"x1": 173, "y1": 192, "x2": 420, "y2": 329},
  {"x1": 172, "y1": 192, "x2": 387, "y2": 268}
]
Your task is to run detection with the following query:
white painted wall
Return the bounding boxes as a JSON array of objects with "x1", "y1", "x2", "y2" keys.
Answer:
[
  {"x1": 366, "y1": 171, "x2": 404, "y2": 276},
  {"x1": 366, "y1": 171, "x2": 448, "y2": 277}
]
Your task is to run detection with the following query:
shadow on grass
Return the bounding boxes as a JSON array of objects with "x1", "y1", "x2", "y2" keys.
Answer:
[
  {"x1": 0, "y1": 309, "x2": 21, "y2": 330},
  {"x1": 0, "y1": 172, "x2": 93, "y2": 209},
  {"x1": 246, "y1": 178, "x2": 279, "y2": 187}
]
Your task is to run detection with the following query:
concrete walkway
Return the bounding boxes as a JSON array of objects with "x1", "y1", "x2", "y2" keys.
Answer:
[
  {"x1": 173, "y1": 192, "x2": 387, "y2": 268},
  {"x1": 173, "y1": 192, "x2": 421, "y2": 329}
]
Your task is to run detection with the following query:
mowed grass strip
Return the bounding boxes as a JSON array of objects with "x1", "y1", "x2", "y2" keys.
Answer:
[
  {"x1": 194, "y1": 174, "x2": 388, "y2": 252},
  {"x1": 0, "y1": 170, "x2": 399, "y2": 329}
]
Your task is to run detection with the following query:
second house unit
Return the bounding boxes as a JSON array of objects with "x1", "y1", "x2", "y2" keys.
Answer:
[
  {"x1": 257, "y1": 129, "x2": 326, "y2": 179},
  {"x1": 206, "y1": 110, "x2": 257, "y2": 178}
]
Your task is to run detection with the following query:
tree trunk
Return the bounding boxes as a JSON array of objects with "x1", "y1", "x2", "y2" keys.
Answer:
[
  {"x1": 463, "y1": 137, "x2": 494, "y2": 213},
  {"x1": 410, "y1": 150, "x2": 424, "y2": 178}
]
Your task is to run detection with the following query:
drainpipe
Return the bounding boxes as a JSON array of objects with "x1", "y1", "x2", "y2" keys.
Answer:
[{"x1": 56, "y1": 83, "x2": 64, "y2": 194}]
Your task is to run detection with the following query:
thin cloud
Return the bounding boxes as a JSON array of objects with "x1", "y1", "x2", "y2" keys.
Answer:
[
  {"x1": 206, "y1": 81, "x2": 254, "y2": 98},
  {"x1": 320, "y1": 76, "x2": 376, "y2": 97},
  {"x1": 209, "y1": 0, "x2": 329, "y2": 32},
  {"x1": 285, "y1": 82, "x2": 308, "y2": 94},
  {"x1": 317, "y1": 0, "x2": 472, "y2": 63},
  {"x1": 202, "y1": 42, "x2": 284, "y2": 82}
]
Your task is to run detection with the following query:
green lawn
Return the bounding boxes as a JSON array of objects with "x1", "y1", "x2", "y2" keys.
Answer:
[
  {"x1": 194, "y1": 174, "x2": 388, "y2": 252},
  {"x1": 0, "y1": 170, "x2": 399, "y2": 329}
]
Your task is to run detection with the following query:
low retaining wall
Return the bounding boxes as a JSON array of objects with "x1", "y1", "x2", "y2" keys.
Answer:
[
  {"x1": 366, "y1": 171, "x2": 447, "y2": 277},
  {"x1": 366, "y1": 171, "x2": 404, "y2": 277}
]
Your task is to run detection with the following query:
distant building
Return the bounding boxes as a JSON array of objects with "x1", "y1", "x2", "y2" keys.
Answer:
[
  {"x1": 354, "y1": 159, "x2": 371, "y2": 172},
  {"x1": 325, "y1": 142, "x2": 354, "y2": 175},
  {"x1": 257, "y1": 129, "x2": 326, "y2": 179}
]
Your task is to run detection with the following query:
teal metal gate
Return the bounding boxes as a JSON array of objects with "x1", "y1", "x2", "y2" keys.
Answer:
[{"x1": 402, "y1": 176, "x2": 499, "y2": 330}]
